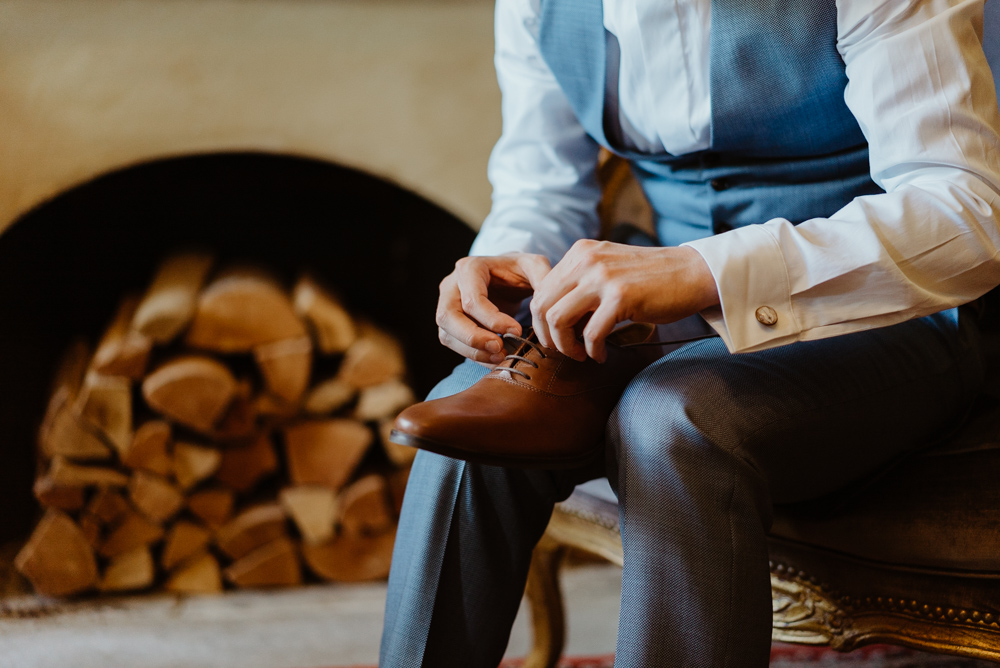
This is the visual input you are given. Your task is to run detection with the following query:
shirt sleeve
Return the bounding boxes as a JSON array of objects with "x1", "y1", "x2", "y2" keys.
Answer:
[
  {"x1": 467, "y1": 0, "x2": 603, "y2": 265},
  {"x1": 683, "y1": 0, "x2": 1000, "y2": 353}
]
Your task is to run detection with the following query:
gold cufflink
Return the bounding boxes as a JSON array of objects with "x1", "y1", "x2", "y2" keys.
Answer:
[{"x1": 755, "y1": 306, "x2": 778, "y2": 326}]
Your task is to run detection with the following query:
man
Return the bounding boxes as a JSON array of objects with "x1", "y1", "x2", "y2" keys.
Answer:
[{"x1": 380, "y1": 0, "x2": 1000, "y2": 666}]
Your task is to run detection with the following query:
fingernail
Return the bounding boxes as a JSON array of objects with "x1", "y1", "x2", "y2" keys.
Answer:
[
  {"x1": 490, "y1": 353, "x2": 505, "y2": 364},
  {"x1": 486, "y1": 340, "x2": 501, "y2": 353},
  {"x1": 506, "y1": 328, "x2": 520, "y2": 336}
]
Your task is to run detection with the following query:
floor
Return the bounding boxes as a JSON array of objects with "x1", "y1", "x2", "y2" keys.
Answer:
[
  {"x1": 1, "y1": 562, "x2": 994, "y2": 667},
  {"x1": 0, "y1": 563, "x2": 622, "y2": 668}
]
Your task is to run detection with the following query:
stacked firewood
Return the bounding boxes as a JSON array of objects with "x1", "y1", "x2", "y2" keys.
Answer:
[{"x1": 15, "y1": 253, "x2": 419, "y2": 597}]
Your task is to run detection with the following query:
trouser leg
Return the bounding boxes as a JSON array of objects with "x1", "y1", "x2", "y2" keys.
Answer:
[
  {"x1": 608, "y1": 310, "x2": 983, "y2": 668},
  {"x1": 379, "y1": 360, "x2": 594, "y2": 668}
]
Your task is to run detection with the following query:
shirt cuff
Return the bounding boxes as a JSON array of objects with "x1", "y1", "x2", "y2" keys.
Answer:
[{"x1": 682, "y1": 221, "x2": 802, "y2": 353}]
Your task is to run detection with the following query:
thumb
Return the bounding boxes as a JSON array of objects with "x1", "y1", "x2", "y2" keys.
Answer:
[{"x1": 516, "y1": 254, "x2": 552, "y2": 290}]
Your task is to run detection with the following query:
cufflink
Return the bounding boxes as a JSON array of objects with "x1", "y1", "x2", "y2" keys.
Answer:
[{"x1": 755, "y1": 306, "x2": 778, "y2": 326}]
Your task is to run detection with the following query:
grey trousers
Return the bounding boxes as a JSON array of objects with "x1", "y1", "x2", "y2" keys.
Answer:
[{"x1": 379, "y1": 309, "x2": 984, "y2": 668}]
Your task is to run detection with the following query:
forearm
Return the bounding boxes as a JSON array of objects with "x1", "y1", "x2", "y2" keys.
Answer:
[{"x1": 686, "y1": 0, "x2": 1000, "y2": 353}]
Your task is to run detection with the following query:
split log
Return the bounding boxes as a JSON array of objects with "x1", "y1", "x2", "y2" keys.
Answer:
[
  {"x1": 186, "y1": 270, "x2": 307, "y2": 352},
  {"x1": 49, "y1": 456, "x2": 128, "y2": 488},
  {"x1": 292, "y1": 276, "x2": 356, "y2": 354},
  {"x1": 213, "y1": 380, "x2": 258, "y2": 443},
  {"x1": 14, "y1": 510, "x2": 99, "y2": 596},
  {"x1": 99, "y1": 546, "x2": 154, "y2": 593},
  {"x1": 354, "y1": 379, "x2": 415, "y2": 422},
  {"x1": 338, "y1": 328, "x2": 406, "y2": 389},
  {"x1": 165, "y1": 552, "x2": 222, "y2": 594},
  {"x1": 215, "y1": 433, "x2": 278, "y2": 492},
  {"x1": 40, "y1": 389, "x2": 113, "y2": 461},
  {"x1": 301, "y1": 528, "x2": 396, "y2": 583},
  {"x1": 99, "y1": 510, "x2": 165, "y2": 558},
  {"x1": 339, "y1": 475, "x2": 393, "y2": 536},
  {"x1": 378, "y1": 418, "x2": 417, "y2": 467},
  {"x1": 161, "y1": 521, "x2": 212, "y2": 571},
  {"x1": 142, "y1": 356, "x2": 237, "y2": 433},
  {"x1": 132, "y1": 252, "x2": 214, "y2": 344},
  {"x1": 283, "y1": 419, "x2": 372, "y2": 491},
  {"x1": 36, "y1": 341, "x2": 92, "y2": 451},
  {"x1": 173, "y1": 442, "x2": 221, "y2": 490},
  {"x1": 279, "y1": 485, "x2": 338, "y2": 545},
  {"x1": 253, "y1": 336, "x2": 312, "y2": 405},
  {"x1": 215, "y1": 504, "x2": 287, "y2": 560},
  {"x1": 122, "y1": 421, "x2": 174, "y2": 477},
  {"x1": 76, "y1": 373, "x2": 133, "y2": 456},
  {"x1": 253, "y1": 393, "x2": 299, "y2": 420},
  {"x1": 91, "y1": 297, "x2": 153, "y2": 379},
  {"x1": 128, "y1": 471, "x2": 184, "y2": 523},
  {"x1": 86, "y1": 489, "x2": 130, "y2": 525},
  {"x1": 78, "y1": 513, "x2": 103, "y2": 549},
  {"x1": 303, "y1": 377, "x2": 356, "y2": 415},
  {"x1": 223, "y1": 537, "x2": 301, "y2": 588},
  {"x1": 387, "y1": 468, "x2": 411, "y2": 516},
  {"x1": 50, "y1": 339, "x2": 91, "y2": 400},
  {"x1": 33, "y1": 475, "x2": 86, "y2": 511},
  {"x1": 187, "y1": 488, "x2": 235, "y2": 530}
]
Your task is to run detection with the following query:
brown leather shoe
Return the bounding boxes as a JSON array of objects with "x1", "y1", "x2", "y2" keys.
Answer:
[{"x1": 389, "y1": 323, "x2": 660, "y2": 469}]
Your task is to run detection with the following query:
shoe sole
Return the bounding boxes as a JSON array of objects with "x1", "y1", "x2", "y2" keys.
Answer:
[{"x1": 388, "y1": 429, "x2": 604, "y2": 470}]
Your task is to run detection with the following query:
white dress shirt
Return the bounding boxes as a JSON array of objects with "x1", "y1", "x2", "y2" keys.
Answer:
[{"x1": 469, "y1": 0, "x2": 1000, "y2": 353}]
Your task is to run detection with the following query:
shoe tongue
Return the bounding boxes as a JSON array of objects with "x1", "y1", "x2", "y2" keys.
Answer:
[{"x1": 495, "y1": 330, "x2": 542, "y2": 380}]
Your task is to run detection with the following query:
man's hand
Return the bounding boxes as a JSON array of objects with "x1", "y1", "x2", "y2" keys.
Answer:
[
  {"x1": 530, "y1": 240, "x2": 720, "y2": 363},
  {"x1": 436, "y1": 253, "x2": 551, "y2": 364}
]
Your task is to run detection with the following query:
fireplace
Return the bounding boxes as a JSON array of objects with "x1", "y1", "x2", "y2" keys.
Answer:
[
  {"x1": 0, "y1": 151, "x2": 476, "y2": 550},
  {"x1": 0, "y1": 0, "x2": 496, "y2": 605}
]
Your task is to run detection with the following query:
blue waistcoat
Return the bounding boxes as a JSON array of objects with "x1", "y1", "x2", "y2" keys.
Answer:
[{"x1": 537, "y1": 0, "x2": 884, "y2": 246}]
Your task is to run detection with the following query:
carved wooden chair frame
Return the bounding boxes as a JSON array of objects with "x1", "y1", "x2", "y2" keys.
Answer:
[{"x1": 523, "y1": 496, "x2": 1000, "y2": 668}]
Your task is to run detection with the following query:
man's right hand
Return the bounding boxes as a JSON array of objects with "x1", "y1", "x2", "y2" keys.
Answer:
[{"x1": 436, "y1": 253, "x2": 551, "y2": 364}]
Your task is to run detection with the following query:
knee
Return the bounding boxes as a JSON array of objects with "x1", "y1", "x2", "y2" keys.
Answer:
[{"x1": 607, "y1": 361, "x2": 744, "y2": 474}]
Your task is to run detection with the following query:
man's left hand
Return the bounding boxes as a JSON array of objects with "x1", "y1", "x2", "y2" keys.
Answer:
[{"x1": 530, "y1": 240, "x2": 720, "y2": 363}]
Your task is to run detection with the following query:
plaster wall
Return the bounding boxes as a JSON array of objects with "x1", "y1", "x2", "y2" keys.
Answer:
[{"x1": 0, "y1": 0, "x2": 500, "y2": 233}]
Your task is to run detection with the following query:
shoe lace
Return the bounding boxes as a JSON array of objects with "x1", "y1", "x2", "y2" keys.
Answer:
[
  {"x1": 499, "y1": 333, "x2": 546, "y2": 381},
  {"x1": 496, "y1": 328, "x2": 720, "y2": 381}
]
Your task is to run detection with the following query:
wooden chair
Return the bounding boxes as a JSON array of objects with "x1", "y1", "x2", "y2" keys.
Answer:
[{"x1": 524, "y1": 416, "x2": 1000, "y2": 667}]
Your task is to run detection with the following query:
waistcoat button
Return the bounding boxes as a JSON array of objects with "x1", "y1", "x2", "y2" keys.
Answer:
[
  {"x1": 710, "y1": 178, "x2": 730, "y2": 191},
  {"x1": 755, "y1": 306, "x2": 778, "y2": 326}
]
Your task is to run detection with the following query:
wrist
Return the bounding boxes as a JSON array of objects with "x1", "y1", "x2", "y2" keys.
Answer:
[{"x1": 674, "y1": 245, "x2": 720, "y2": 312}]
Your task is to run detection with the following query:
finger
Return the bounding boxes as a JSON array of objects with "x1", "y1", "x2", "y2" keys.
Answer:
[
  {"x1": 438, "y1": 327, "x2": 507, "y2": 365},
  {"x1": 514, "y1": 253, "x2": 553, "y2": 290},
  {"x1": 582, "y1": 304, "x2": 620, "y2": 363},
  {"x1": 455, "y1": 260, "x2": 522, "y2": 335},
  {"x1": 437, "y1": 301, "x2": 504, "y2": 353},
  {"x1": 545, "y1": 288, "x2": 598, "y2": 362},
  {"x1": 530, "y1": 255, "x2": 585, "y2": 350},
  {"x1": 437, "y1": 281, "x2": 504, "y2": 353}
]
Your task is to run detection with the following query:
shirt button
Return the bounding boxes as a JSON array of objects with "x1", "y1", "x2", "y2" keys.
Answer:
[
  {"x1": 710, "y1": 178, "x2": 730, "y2": 191},
  {"x1": 755, "y1": 306, "x2": 778, "y2": 326}
]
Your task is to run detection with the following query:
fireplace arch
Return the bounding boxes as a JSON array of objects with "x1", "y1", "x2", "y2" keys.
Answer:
[{"x1": 0, "y1": 152, "x2": 476, "y2": 543}]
